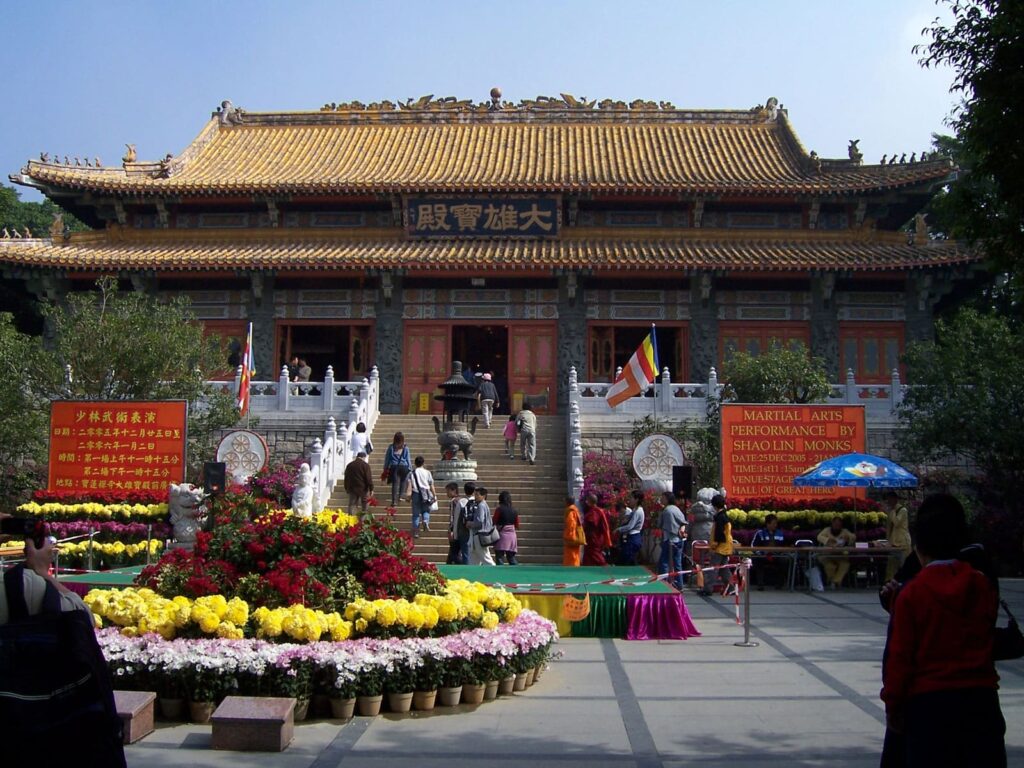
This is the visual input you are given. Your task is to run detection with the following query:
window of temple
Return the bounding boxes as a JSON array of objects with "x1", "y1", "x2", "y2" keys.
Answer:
[
  {"x1": 839, "y1": 322, "x2": 903, "y2": 383},
  {"x1": 718, "y1": 322, "x2": 810, "y2": 369},
  {"x1": 587, "y1": 324, "x2": 687, "y2": 381},
  {"x1": 201, "y1": 320, "x2": 248, "y2": 380}
]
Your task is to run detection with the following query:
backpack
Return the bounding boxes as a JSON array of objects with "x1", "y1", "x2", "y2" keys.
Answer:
[{"x1": 0, "y1": 566, "x2": 125, "y2": 765}]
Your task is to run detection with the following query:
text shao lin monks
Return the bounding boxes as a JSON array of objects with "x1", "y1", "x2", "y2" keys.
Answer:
[{"x1": 720, "y1": 404, "x2": 866, "y2": 499}]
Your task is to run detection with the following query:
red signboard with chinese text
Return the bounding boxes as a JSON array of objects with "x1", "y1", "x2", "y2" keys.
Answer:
[
  {"x1": 720, "y1": 404, "x2": 866, "y2": 499},
  {"x1": 48, "y1": 401, "x2": 188, "y2": 494}
]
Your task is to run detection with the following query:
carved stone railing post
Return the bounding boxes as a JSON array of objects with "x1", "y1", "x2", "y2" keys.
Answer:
[
  {"x1": 890, "y1": 368, "x2": 903, "y2": 412},
  {"x1": 845, "y1": 369, "x2": 857, "y2": 405},
  {"x1": 708, "y1": 366, "x2": 719, "y2": 402},
  {"x1": 309, "y1": 437, "x2": 324, "y2": 512},
  {"x1": 368, "y1": 366, "x2": 380, "y2": 432},
  {"x1": 278, "y1": 365, "x2": 291, "y2": 411},
  {"x1": 571, "y1": 436, "x2": 584, "y2": 502},
  {"x1": 233, "y1": 364, "x2": 243, "y2": 404},
  {"x1": 660, "y1": 366, "x2": 671, "y2": 414},
  {"x1": 323, "y1": 365, "x2": 336, "y2": 411},
  {"x1": 324, "y1": 416, "x2": 338, "y2": 486}
]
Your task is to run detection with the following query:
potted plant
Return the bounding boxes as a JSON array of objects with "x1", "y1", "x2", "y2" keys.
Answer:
[
  {"x1": 438, "y1": 659, "x2": 468, "y2": 707},
  {"x1": 355, "y1": 666, "x2": 385, "y2": 716},
  {"x1": 412, "y1": 656, "x2": 443, "y2": 711},
  {"x1": 268, "y1": 660, "x2": 314, "y2": 720},
  {"x1": 385, "y1": 662, "x2": 416, "y2": 713}
]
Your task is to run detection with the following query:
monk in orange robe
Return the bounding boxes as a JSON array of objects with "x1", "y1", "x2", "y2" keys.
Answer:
[{"x1": 562, "y1": 496, "x2": 584, "y2": 566}]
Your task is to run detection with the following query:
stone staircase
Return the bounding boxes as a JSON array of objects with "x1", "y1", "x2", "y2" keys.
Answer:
[{"x1": 328, "y1": 414, "x2": 567, "y2": 563}]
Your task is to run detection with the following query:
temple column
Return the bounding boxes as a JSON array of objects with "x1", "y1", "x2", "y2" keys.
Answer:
[
  {"x1": 247, "y1": 272, "x2": 276, "y2": 377},
  {"x1": 688, "y1": 273, "x2": 718, "y2": 381},
  {"x1": 905, "y1": 272, "x2": 949, "y2": 345},
  {"x1": 24, "y1": 274, "x2": 70, "y2": 349},
  {"x1": 556, "y1": 272, "x2": 586, "y2": 410},
  {"x1": 374, "y1": 272, "x2": 404, "y2": 413},
  {"x1": 811, "y1": 273, "x2": 840, "y2": 379}
]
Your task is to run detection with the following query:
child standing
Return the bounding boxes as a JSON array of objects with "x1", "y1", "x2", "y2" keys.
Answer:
[{"x1": 502, "y1": 414, "x2": 518, "y2": 459}]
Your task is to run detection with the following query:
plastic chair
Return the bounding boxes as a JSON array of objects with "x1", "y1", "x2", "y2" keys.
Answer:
[{"x1": 793, "y1": 539, "x2": 815, "y2": 589}]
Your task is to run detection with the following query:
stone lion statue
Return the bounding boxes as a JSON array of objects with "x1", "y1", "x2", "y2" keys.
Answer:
[{"x1": 169, "y1": 483, "x2": 207, "y2": 548}]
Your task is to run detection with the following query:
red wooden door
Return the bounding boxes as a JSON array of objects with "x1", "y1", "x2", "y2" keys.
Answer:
[
  {"x1": 509, "y1": 324, "x2": 558, "y2": 414},
  {"x1": 403, "y1": 324, "x2": 450, "y2": 413}
]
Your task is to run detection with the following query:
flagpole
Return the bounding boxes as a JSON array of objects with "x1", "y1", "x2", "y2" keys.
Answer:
[{"x1": 651, "y1": 324, "x2": 658, "y2": 431}]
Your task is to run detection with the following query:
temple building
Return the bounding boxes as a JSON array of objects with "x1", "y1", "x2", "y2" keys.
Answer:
[{"x1": 2, "y1": 92, "x2": 980, "y2": 414}]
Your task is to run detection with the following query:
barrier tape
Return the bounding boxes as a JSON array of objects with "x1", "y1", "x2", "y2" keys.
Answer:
[{"x1": 482, "y1": 562, "x2": 743, "y2": 593}]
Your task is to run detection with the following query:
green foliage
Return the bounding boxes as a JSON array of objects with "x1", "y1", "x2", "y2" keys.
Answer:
[
  {"x1": 722, "y1": 347, "x2": 831, "y2": 405},
  {"x1": 0, "y1": 185, "x2": 87, "y2": 237},
  {"x1": 897, "y1": 308, "x2": 1024, "y2": 493},
  {"x1": 41, "y1": 277, "x2": 239, "y2": 479},
  {"x1": 631, "y1": 414, "x2": 721, "y2": 489},
  {"x1": 917, "y1": 2, "x2": 1024, "y2": 300},
  {"x1": 0, "y1": 313, "x2": 60, "y2": 505}
]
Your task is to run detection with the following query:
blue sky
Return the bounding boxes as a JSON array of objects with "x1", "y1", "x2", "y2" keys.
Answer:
[{"x1": 2, "y1": 0, "x2": 956, "y2": 201}]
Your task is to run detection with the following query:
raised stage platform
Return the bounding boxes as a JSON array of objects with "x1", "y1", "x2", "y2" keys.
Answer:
[{"x1": 59, "y1": 564, "x2": 701, "y2": 640}]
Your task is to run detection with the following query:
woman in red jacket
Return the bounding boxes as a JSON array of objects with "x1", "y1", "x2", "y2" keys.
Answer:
[{"x1": 880, "y1": 494, "x2": 1005, "y2": 767}]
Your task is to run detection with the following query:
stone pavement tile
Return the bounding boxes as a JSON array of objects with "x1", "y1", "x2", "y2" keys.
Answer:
[
  {"x1": 770, "y1": 633, "x2": 887, "y2": 663},
  {"x1": 359, "y1": 697, "x2": 629, "y2": 754},
  {"x1": 627, "y1": 656, "x2": 839, "y2": 698},
  {"x1": 642, "y1": 698, "x2": 884, "y2": 757},
  {"x1": 127, "y1": 722, "x2": 339, "y2": 767},
  {"x1": 340, "y1": 759, "x2": 633, "y2": 768}
]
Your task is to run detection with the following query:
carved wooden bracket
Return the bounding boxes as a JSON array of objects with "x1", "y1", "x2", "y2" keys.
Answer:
[{"x1": 154, "y1": 200, "x2": 169, "y2": 229}]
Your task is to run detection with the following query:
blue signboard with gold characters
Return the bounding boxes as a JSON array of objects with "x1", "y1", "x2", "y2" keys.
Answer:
[{"x1": 406, "y1": 196, "x2": 560, "y2": 238}]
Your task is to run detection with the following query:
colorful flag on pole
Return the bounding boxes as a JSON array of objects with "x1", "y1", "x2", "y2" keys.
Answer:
[
  {"x1": 237, "y1": 322, "x2": 255, "y2": 415},
  {"x1": 606, "y1": 326, "x2": 659, "y2": 408}
]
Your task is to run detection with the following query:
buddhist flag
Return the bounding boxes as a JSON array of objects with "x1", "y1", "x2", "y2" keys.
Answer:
[
  {"x1": 237, "y1": 322, "x2": 255, "y2": 416},
  {"x1": 606, "y1": 326, "x2": 659, "y2": 408}
]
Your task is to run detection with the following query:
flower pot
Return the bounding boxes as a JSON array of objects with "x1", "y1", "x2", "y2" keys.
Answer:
[
  {"x1": 412, "y1": 690, "x2": 437, "y2": 711},
  {"x1": 356, "y1": 694, "x2": 384, "y2": 717},
  {"x1": 294, "y1": 698, "x2": 310, "y2": 721},
  {"x1": 188, "y1": 700, "x2": 216, "y2": 724},
  {"x1": 329, "y1": 696, "x2": 357, "y2": 720},
  {"x1": 461, "y1": 683, "x2": 485, "y2": 705},
  {"x1": 525, "y1": 668, "x2": 537, "y2": 687},
  {"x1": 387, "y1": 691, "x2": 414, "y2": 713},
  {"x1": 534, "y1": 664, "x2": 545, "y2": 681},
  {"x1": 484, "y1": 680, "x2": 499, "y2": 701},
  {"x1": 498, "y1": 675, "x2": 516, "y2": 696},
  {"x1": 513, "y1": 673, "x2": 528, "y2": 691},
  {"x1": 158, "y1": 697, "x2": 185, "y2": 720},
  {"x1": 438, "y1": 685, "x2": 462, "y2": 707}
]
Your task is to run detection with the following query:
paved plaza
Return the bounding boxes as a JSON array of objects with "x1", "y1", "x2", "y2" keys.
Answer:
[{"x1": 125, "y1": 581, "x2": 1024, "y2": 767}]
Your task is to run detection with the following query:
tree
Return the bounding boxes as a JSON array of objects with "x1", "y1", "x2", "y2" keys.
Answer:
[
  {"x1": 917, "y1": 1, "x2": 1024, "y2": 294},
  {"x1": 897, "y1": 308, "x2": 1024, "y2": 493},
  {"x1": 0, "y1": 313, "x2": 61, "y2": 504},
  {"x1": 41, "y1": 278, "x2": 240, "y2": 478},
  {"x1": 0, "y1": 185, "x2": 87, "y2": 237},
  {"x1": 721, "y1": 347, "x2": 832, "y2": 405}
]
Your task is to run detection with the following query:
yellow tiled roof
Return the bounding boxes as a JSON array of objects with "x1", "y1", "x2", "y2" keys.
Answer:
[
  {"x1": 15, "y1": 107, "x2": 952, "y2": 197},
  {"x1": 0, "y1": 228, "x2": 974, "y2": 273}
]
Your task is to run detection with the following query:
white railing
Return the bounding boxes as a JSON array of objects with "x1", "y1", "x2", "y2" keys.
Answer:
[
  {"x1": 566, "y1": 365, "x2": 907, "y2": 497},
  {"x1": 206, "y1": 365, "x2": 380, "y2": 416},
  {"x1": 303, "y1": 366, "x2": 380, "y2": 511},
  {"x1": 572, "y1": 366, "x2": 905, "y2": 418}
]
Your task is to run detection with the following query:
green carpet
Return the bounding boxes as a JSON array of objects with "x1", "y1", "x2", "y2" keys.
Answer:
[
  {"x1": 59, "y1": 566, "x2": 142, "y2": 587},
  {"x1": 438, "y1": 565, "x2": 674, "y2": 594}
]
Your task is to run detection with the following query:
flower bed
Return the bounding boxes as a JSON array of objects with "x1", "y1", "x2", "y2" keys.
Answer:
[
  {"x1": 85, "y1": 579, "x2": 522, "y2": 642},
  {"x1": 32, "y1": 489, "x2": 167, "y2": 505},
  {"x1": 61, "y1": 539, "x2": 163, "y2": 568},
  {"x1": 96, "y1": 609, "x2": 558, "y2": 702},
  {"x1": 46, "y1": 520, "x2": 172, "y2": 543},
  {"x1": 17, "y1": 501, "x2": 168, "y2": 521},
  {"x1": 726, "y1": 508, "x2": 887, "y2": 530}
]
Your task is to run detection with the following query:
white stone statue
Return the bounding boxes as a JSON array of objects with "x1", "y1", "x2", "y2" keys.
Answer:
[
  {"x1": 168, "y1": 483, "x2": 207, "y2": 548},
  {"x1": 291, "y1": 462, "x2": 314, "y2": 519}
]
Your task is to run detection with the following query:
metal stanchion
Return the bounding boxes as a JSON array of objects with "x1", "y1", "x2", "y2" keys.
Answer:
[
  {"x1": 87, "y1": 524, "x2": 95, "y2": 571},
  {"x1": 734, "y1": 558, "x2": 760, "y2": 648},
  {"x1": 146, "y1": 524, "x2": 153, "y2": 567}
]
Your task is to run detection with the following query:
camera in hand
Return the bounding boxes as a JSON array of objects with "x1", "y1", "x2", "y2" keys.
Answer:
[{"x1": 0, "y1": 517, "x2": 48, "y2": 548}]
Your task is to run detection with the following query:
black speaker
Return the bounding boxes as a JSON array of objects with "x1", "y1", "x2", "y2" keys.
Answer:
[
  {"x1": 204, "y1": 462, "x2": 227, "y2": 496},
  {"x1": 672, "y1": 465, "x2": 694, "y2": 500}
]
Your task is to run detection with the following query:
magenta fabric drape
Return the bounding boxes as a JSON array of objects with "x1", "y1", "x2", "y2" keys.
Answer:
[{"x1": 625, "y1": 593, "x2": 701, "y2": 640}]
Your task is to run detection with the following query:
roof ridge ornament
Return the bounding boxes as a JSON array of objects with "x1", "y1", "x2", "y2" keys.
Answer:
[
  {"x1": 848, "y1": 139, "x2": 863, "y2": 165},
  {"x1": 215, "y1": 100, "x2": 245, "y2": 126},
  {"x1": 752, "y1": 97, "x2": 779, "y2": 121},
  {"x1": 122, "y1": 144, "x2": 136, "y2": 165}
]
